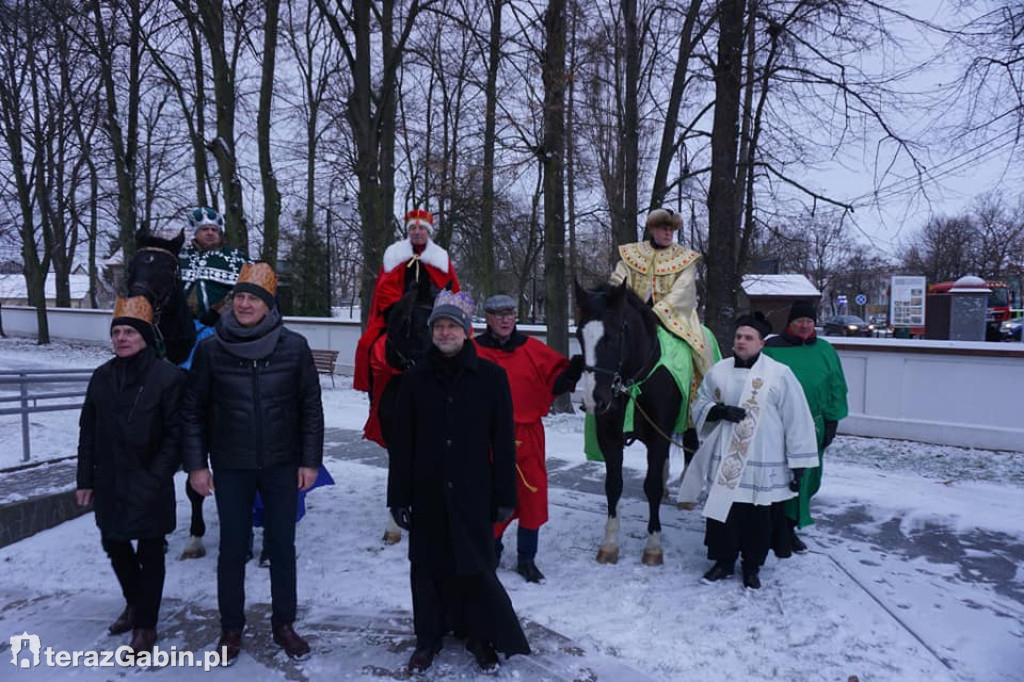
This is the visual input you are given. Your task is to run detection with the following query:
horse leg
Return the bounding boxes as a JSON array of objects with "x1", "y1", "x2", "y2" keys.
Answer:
[
  {"x1": 383, "y1": 508, "x2": 402, "y2": 545},
  {"x1": 179, "y1": 478, "x2": 207, "y2": 560},
  {"x1": 641, "y1": 438, "x2": 670, "y2": 566},
  {"x1": 597, "y1": 421, "x2": 624, "y2": 564}
]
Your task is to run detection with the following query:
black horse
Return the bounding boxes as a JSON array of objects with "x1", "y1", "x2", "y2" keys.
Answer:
[
  {"x1": 575, "y1": 281, "x2": 687, "y2": 566},
  {"x1": 123, "y1": 228, "x2": 196, "y2": 365},
  {"x1": 124, "y1": 227, "x2": 205, "y2": 558},
  {"x1": 376, "y1": 278, "x2": 440, "y2": 543}
]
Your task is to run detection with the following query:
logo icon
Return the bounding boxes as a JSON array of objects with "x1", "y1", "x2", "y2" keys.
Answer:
[{"x1": 9, "y1": 632, "x2": 41, "y2": 669}]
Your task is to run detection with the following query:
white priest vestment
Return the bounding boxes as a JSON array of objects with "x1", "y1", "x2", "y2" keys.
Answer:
[{"x1": 678, "y1": 353, "x2": 819, "y2": 522}]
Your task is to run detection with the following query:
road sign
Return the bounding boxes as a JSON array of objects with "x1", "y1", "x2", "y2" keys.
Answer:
[
  {"x1": 855, "y1": 293, "x2": 867, "y2": 305},
  {"x1": 837, "y1": 295, "x2": 847, "y2": 305}
]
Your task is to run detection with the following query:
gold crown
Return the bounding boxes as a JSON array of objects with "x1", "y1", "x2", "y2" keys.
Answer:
[
  {"x1": 112, "y1": 295, "x2": 154, "y2": 324},
  {"x1": 237, "y1": 262, "x2": 278, "y2": 297}
]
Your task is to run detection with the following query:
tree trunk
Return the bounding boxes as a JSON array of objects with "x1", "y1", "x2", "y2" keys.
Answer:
[
  {"x1": 621, "y1": 0, "x2": 639, "y2": 240},
  {"x1": 649, "y1": 0, "x2": 704, "y2": 210},
  {"x1": 480, "y1": 0, "x2": 503, "y2": 296},
  {"x1": 543, "y1": 0, "x2": 571, "y2": 413},
  {"x1": 91, "y1": 0, "x2": 141, "y2": 262},
  {"x1": 704, "y1": 0, "x2": 747, "y2": 350},
  {"x1": 196, "y1": 0, "x2": 247, "y2": 249},
  {"x1": 258, "y1": 0, "x2": 282, "y2": 266}
]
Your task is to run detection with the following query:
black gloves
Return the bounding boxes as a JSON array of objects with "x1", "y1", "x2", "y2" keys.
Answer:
[
  {"x1": 707, "y1": 403, "x2": 747, "y2": 423},
  {"x1": 553, "y1": 355, "x2": 585, "y2": 395},
  {"x1": 822, "y1": 420, "x2": 838, "y2": 450},
  {"x1": 390, "y1": 506, "x2": 411, "y2": 531},
  {"x1": 494, "y1": 506, "x2": 515, "y2": 523},
  {"x1": 789, "y1": 469, "x2": 805, "y2": 493}
]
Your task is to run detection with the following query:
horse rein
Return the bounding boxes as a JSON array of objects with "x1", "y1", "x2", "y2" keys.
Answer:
[{"x1": 583, "y1": 319, "x2": 691, "y2": 452}]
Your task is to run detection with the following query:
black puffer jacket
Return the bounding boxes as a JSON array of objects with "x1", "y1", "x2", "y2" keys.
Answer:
[
  {"x1": 76, "y1": 348, "x2": 185, "y2": 541},
  {"x1": 182, "y1": 327, "x2": 324, "y2": 471}
]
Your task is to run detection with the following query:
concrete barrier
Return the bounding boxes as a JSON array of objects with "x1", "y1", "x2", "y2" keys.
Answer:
[
  {"x1": 0, "y1": 490, "x2": 90, "y2": 548},
  {"x1": 3, "y1": 306, "x2": 1022, "y2": 451}
]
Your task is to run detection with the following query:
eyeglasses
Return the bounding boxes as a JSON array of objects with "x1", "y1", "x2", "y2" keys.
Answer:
[{"x1": 489, "y1": 311, "x2": 516, "y2": 320}]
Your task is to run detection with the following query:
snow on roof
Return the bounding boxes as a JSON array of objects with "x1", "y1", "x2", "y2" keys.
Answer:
[
  {"x1": 741, "y1": 273, "x2": 820, "y2": 297},
  {"x1": 0, "y1": 273, "x2": 92, "y2": 299}
]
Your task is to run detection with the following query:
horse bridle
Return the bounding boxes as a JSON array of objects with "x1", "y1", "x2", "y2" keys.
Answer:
[
  {"x1": 128, "y1": 246, "x2": 180, "y2": 310},
  {"x1": 582, "y1": 317, "x2": 657, "y2": 397}
]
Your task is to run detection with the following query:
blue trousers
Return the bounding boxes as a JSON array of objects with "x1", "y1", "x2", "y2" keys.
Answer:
[{"x1": 214, "y1": 465, "x2": 298, "y2": 631}]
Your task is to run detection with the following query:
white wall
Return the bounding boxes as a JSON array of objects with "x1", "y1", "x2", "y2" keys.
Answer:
[{"x1": 3, "y1": 306, "x2": 1020, "y2": 450}]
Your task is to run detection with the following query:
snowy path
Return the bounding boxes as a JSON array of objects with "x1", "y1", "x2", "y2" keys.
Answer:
[{"x1": 0, "y1": 337, "x2": 1022, "y2": 680}]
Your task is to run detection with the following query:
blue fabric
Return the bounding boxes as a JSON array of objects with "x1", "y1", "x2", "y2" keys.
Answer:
[
  {"x1": 179, "y1": 320, "x2": 215, "y2": 370},
  {"x1": 252, "y1": 464, "x2": 335, "y2": 527}
]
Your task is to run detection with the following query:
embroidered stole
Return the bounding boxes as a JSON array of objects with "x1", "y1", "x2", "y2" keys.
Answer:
[{"x1": 701, "y1": 358, "x2": 778, "y2": 522}]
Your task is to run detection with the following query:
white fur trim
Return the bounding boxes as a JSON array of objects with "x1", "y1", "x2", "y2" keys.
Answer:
[
  {"x1": 406, "y1": 217, "x2": 433, "y2": 231},
  {"x1": 382, "y1": 238, "x2": 450, "y2": 274}
]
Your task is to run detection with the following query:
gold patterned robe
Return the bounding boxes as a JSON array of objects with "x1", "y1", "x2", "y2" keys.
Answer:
[{"x1": 609, "y1": 241, "x2": 714, "y2": 377}]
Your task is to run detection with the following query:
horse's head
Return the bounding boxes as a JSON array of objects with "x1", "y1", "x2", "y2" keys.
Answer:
[
  {"x1": 385, "y1": 279, "x2": 439, "y2": 371},
  {"x1": 575, "y1": 280, "x2": 654, "y2": 414},
  {"x1": 123, "y1": 227, "x2": 185, "y2": 307}
]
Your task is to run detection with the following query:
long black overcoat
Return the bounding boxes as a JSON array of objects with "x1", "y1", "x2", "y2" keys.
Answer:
[
  {"x1": 76, "y1": 348, "x2": 184, "y2": 541},
  {"x1": 387, "y1": 342, "x2": 517, "y2": 576}
]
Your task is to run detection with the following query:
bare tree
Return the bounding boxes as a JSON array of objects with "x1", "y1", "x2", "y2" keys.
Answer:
[{"x1": 257, "y1": 0, "x2": 283, "y2": 266}]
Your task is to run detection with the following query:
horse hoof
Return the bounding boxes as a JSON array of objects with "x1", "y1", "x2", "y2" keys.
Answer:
[
  {"x1": 178, "y1": 537, "x2": 206, "y2": 560},
  {"x1": 642, "y1": 550, "x2": 664, "y2": 566},
  {"x1": 596, "y1": 547, "x2": 619, "y2": 564},
  {"x1": 382, "y1": 530, "x2": 402, "y2": 545}
]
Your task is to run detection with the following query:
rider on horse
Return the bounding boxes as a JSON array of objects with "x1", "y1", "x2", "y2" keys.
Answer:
[
  {"x1": 584, "y1": 208, "x2": 718, "y2": 461},
  {"x1": 354, "y1": 209, "x2": 460, "y2": 447},
  {"x1": 609, "y1": 207, "x2": 716, "y2": 387},
  {"x1": 179, "y1": 206, "x2": 251, "y2": 327}
]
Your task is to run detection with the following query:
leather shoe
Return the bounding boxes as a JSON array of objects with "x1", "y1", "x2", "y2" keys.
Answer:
[
  {"x1": 702, "y1": 561, "x2": 735, "y2": 582},
  {"x1": 742, "y1": 565, "x2": 762, "y2": 590},
  {"x1": 128, "y1": 628, "x2": 157, "y2": 655},
  {"x1": 108, "y1": 605, "x2": 134, "y2": 635},
  {"x1": 272, "y1": 624, "x2": 311, "y2": 660},
  {"x1": 407, "y1": 642, "x2": 441, "y2": 672},
  {"x1": 791, "y1": 531, "x2": 808, "y2": 554},
  {"x1": 466, "y1": 637, "x2": 499, "y2": 671},
  {"x1": 216, "y1": 630, "x2": 242, "y2": 667},
  {"x1": 516, "y1": 561, "x2": 545, "y2": 583}
]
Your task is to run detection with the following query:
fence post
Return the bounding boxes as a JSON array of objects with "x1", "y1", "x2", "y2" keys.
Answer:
[{"x1": 20, "y1": 372, "x2": 30, "y2": 462}]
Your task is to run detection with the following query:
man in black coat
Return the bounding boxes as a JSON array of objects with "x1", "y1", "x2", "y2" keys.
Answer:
[
  {"x1": 77, "y1": 295, "x2": 185, "y2": 655},
  {"x1": 388, "y1": 289, "x2": 530, "y2": 673},
  {"x1": 182, "y1": 263, "x2": 324, "y2": 664}
]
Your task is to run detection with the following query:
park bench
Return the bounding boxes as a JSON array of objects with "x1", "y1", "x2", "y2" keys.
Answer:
[{"x1": 310, "y1": 349, "x2": 339, "y2": 388}]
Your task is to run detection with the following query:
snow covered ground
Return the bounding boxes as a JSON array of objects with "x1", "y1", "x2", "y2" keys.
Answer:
[{"x1": 1, "y1": 336, "x2": 1022, "y2": 680}]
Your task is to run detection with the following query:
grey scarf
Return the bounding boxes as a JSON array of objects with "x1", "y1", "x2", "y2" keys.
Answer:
[{"x1": 216, "y1": 307, "x2": 283, "y2": 359}]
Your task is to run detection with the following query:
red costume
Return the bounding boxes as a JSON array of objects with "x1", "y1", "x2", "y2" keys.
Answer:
[
  {"x1": 474, "y1": 330, "x2": 569, "y2": 533},
  {"x1": 354, "y1": 231, "x2": 459, "y2": 447}
]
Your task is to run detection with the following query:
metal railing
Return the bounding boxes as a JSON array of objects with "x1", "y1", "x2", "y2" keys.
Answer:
[{"x1": 0, "y1": 369, "x2": 93, "y2": 463}]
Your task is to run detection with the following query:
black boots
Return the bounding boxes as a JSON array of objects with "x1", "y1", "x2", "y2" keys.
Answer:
[
  {"x1": 742, "y1": 564, "x2": 761, "y2": 590},
  {"x1": 407, "y1": 642, "x2": 442, "y2": 672},
  {"x1": 516, "y1": 561, "x2": 545, "y2": 583},
  {"x1": 702, "y1": 560, "x2": 735, "y2": 582}
]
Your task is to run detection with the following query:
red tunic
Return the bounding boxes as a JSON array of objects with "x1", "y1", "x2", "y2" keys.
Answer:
[
  {"x1": 354, "y1": 238, "x2": 459, "y2": 447},
  {"x1": 474, "y1": 333, "x2": 568, "y2": 532}
]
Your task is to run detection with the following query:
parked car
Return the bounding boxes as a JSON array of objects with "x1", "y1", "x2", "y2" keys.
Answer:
[
  {"x1": 823, "y1": 314, "x2": 875, "y2": 337},
  {"x1": 999, "y1": 317, "x2": 1023, "y2": 341}
]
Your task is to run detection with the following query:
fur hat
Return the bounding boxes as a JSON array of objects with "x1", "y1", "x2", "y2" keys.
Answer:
[
  {"x1": 735, "y1": 311, "x2": 772, "y2": 339},
  {"x1": 646, "y1": 208, "x2": 683, "y2": 231},
  {"x1": 428, "y1": 290, "x2": 475, "y2": 335},
  {"x1": 484, "y1": 293, "x2": 517, "y2": 313},
  {"x1": 111, "y1": 295, "x2": 156, "y2": 347},
  {"x1": 787, "y1": 300, "x2": 818, "y2": 324},
  {"x1": 405, "y1": 209, "x2": 434, "y2": 233},
  {"x1": 233, "y1": 262, "x2": 278, "y2": 309},
  {"x1": 187, "y1": 206, "x2": 225, "y2": 235}
]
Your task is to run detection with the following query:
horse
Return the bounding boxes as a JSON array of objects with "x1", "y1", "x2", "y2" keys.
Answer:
[
  {"x1": 124, "y1": 227, "x2": 205, "y2": 558},
  {"x1": 575, "y1": 281, "x2": 689, "y2": 566},
  {"x1": 124, "y1": 228, "x2": 197, "y2": 365},
  {"x1": 376, "y1": 277, "x2": 440, "y2": 544}
]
